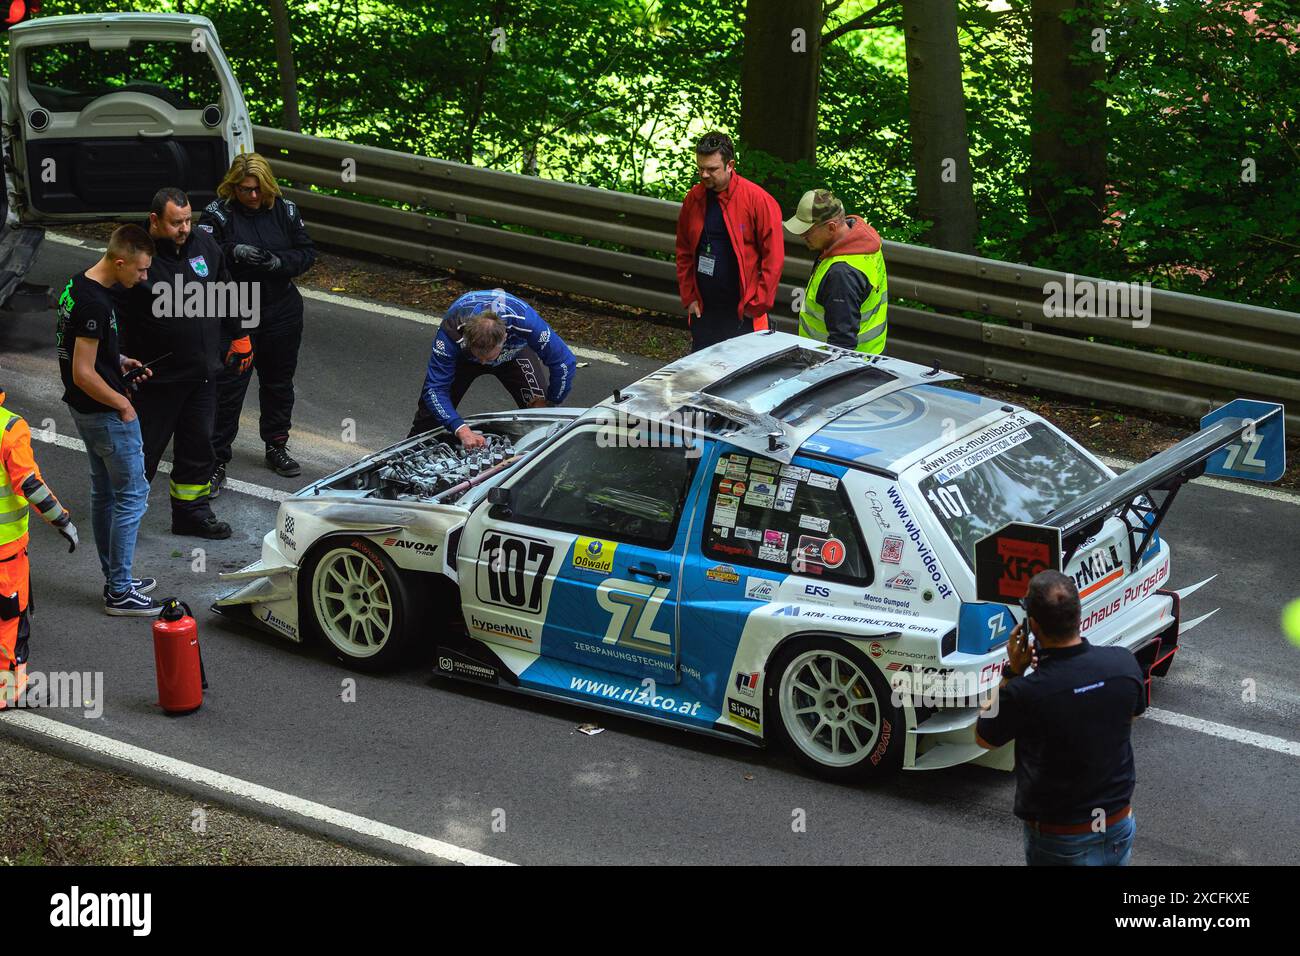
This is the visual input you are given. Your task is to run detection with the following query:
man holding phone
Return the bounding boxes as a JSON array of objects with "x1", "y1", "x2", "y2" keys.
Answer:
[
  {"x1": 56, "y1": 225, "x2": 162, "y2": 616},
  {"x1": 975, "y1": 569, "x2": 1147, "y2": 865}
]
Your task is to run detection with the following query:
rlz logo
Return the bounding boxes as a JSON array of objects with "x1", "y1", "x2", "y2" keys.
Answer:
[{"x1": 477, "y1": 531, "x2": 555, "y2": 614}]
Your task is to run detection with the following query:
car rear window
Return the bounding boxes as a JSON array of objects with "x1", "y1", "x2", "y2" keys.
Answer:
[
  {"x1": 915, "y1": 421, "x2": 1109, "y2": 564},
  {"x1": 25, "y1": 40, "x2": 225, "y2": 112}
]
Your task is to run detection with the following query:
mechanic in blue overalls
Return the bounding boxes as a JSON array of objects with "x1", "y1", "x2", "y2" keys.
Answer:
[{"x1": 407, "y1": 290, "x2": 578, "y2": 446}]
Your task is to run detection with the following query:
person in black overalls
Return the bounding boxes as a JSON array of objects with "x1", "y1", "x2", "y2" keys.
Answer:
[
  {"x1": 115, "y1": 188, "x2": 247, "y2": 540},
  {"x1": 204, "y1": 153, "x2": 316, "y2": 492}
]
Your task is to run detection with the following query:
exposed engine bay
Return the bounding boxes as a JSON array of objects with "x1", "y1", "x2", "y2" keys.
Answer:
[{"x1": 313, "y1": 417, "x2": 567, "y2": 504}]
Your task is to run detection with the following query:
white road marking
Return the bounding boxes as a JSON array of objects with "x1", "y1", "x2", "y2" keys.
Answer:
[
  {"x1": 1100, "y1": 454, "x2": 1299, "y2": 505},
  {"x1": 31, "y1": 428, "x2": 288, "y2": 502},
  {"x1": 1145, "y1": 707, "x2": 1300, "y2": 758},
  {"x1": 0, "y1": 710, "x2": 514, "y2": 866},
  {"x1": 44, "y1": 231, "x2": 628, "y2": 366}
]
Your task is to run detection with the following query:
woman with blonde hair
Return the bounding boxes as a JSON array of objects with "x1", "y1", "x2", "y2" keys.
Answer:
[{"x1": 203, "y1": 152, "x2": 316, "y2": 489}]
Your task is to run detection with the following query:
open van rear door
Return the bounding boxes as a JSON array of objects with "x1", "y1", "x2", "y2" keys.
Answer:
[{"x1": 5, "y1": 12, "x2": 252, "y2": 222}]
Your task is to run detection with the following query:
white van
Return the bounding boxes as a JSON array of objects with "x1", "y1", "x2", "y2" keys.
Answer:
[{"x1": 1, "y1": 13, "x2": 252, "y2": 304}]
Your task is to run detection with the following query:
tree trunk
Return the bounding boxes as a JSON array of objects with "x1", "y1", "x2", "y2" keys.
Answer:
[
  {"x1": 1028, "y1": 0, "x2": 1107, "y2": 240},
  {"x1": 900, "y1": 0, "x2": 978, "y2": 254},
  {"x1": 268, "y1": 0, "x2": 302, "y2": 133},
  {"x1": 740, "y1": 0, "x2": 822, "y2": 195}
]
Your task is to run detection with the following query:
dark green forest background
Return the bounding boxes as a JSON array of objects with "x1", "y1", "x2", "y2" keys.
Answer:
[{"x1": 24, "y1": 1, "x2": 1299, "y2": 310}]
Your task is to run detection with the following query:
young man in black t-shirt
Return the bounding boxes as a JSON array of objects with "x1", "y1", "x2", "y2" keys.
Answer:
[{"x1": 56, "y1": 225, "x2": 163, "y2": 616}]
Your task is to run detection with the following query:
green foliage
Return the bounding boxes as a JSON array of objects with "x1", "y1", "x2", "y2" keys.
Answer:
[{"x1": 22, "y1": 0, "x2": 1296, "y2": 309}]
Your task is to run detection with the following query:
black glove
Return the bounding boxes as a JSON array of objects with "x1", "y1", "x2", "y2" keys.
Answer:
[{"x1": 231, "y1": 243, "x2": 261, "y2": 264}]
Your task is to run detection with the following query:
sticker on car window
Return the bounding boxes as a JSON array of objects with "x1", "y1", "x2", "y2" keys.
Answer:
[
  {"x1": 798, "y1": 514, "x2": 830, "y2": 533},
  {"x1": 775, "y1": 480, "x2": 797, "y2": 513},
  {"x1": 780, "y1": 465, "x2": 810, "y2": 482},
  {"x1": 807, "y1": 473, "x2": 839, "y2": 491},
  {"x1": 744, "y1": 479, "x2": 777, "y2": 509},
  {"x1": 713, "y1": 495, "x2": 738, "y2": 528}
]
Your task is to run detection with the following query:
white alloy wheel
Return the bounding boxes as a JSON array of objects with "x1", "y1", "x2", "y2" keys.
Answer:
[
  {"x1": 311, "y1": 546, "x2": 395, "y2": 659},
  {"x1": 778, "y1": 648, "x2": 883, "y2": 768}
]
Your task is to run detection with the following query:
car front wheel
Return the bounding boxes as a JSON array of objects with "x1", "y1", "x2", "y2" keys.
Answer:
[
  {"x1": 303, "y1": 538, "x2": 410, "y2": 671},
  {"x1": 767, "y1": 638, "x2": 904, "y2": 782}
]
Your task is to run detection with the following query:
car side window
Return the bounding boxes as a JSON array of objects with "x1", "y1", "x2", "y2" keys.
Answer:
[
  {"x1": 508, "y1": 430, "x2": 697, "y2": 550},
  {"x1": 702, "y1": 453, "x2": 872, "y2": 584}
]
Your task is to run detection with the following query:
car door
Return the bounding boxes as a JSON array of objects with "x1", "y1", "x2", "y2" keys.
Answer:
[
  {"x1": 6, "y1": 13, "x2": 252, "y2": 222},
  {"x1": 459, "y1": 418, "x2": 702, "y2": 685}
]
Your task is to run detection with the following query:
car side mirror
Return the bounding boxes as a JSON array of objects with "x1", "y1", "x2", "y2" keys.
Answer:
[{"x1": 487, "y1": 485, "x2": 513, "y2": 517}]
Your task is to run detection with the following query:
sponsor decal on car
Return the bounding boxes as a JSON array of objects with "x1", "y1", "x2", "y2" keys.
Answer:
[
  {"x1": 807, "y1": 473, "x2": 839, "y2": 491},
  {"x1": 886, "y1": 570, "x2": 918, "y2": 592},
  {"x1": 795, "y1": 534, "x2": 846, "y2": 570},
  {"x1": 727, "y1": 697, "x2": 761, "y2": 730},
  {"x1": 278, "y1": 514, "x2": 296, "y2": 551},
  {"x1": 1080, "y1": 554, "x2": 1169, "y2": 636},
  {"x1": 706, "y1": 564, "x2": 740, "y2": 584},
  {"x1": 869, "y1": 719, "x2": 893, "y2": 765},
  {"x1": 880, "y1": 535, "x2": 904, "y2": 564},
  {"x1": 734, "y1": 671, "x2": 760, "y2": 697},
  {"x1": 798, "y1": 514, "x2": 831, "y2": 533},
  {"x1": 573, "y1": 536, "x2": 617, "y2": 573},
  {"x1": 744, "y1": 577, "x2": 776, "y2": 601},
  {"x1": 1073, "y1": 543, "x2": 1124, "y2": 598},
  {"x1": 775, "y1": 480, "x2": 797, "y2": 512},
  {"x1": 918, "y1": 414, "x2": 1030, "y2": 477},
  {"x1": 885, "y1": 487, "x2": 955, "y2": 600},
  {"x1": 865, "y1": 489, "x2": 891, "y2": 532},
  {"x1": 713, "y1": 495, "x2": 739, "y2": 528},
  {"x1": 260, "y1": 606, "x2": 297, "y2": 639},
  {"x1": 437, "y1": 649, "x2": 498, "y2": 683},
  {"x1": 855, "y1": 591, "x2": 917, "y2": 616},
  {"x1": 567, "y1": 676, "x2": 703, "y2": 716},
  {"x1": 383, "y1": 536, "x2": 438, "y2": 556},
  {"x1": 719, "y1": 478, "x2": 747, "y2": 497},
  {"x1": 470, "y1": 614, "x2": 535, "y2": 643},
  {"x1": 744, "y1": 479, "x2": 778, "y2": 509}
]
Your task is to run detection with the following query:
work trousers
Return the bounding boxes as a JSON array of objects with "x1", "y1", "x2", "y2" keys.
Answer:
[{"x1": 136, "y1": 380, "x2": 218, "y2": 522}]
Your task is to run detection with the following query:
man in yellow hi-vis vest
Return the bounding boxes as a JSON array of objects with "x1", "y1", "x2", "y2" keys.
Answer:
[
  {"x1": 0, "y1": 386, "x2": 78, "y2": 708},
  {"x1": 784, "y1": 189, "x2": 888, "y2": 353}
]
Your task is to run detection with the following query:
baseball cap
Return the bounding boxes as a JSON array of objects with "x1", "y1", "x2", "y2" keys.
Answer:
[{"x1": 783, "y1": 189, "x2": 845, "y2": 235}]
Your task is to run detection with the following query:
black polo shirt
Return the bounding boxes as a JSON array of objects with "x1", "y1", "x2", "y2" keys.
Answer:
[{"x1": 976, "y1": 638, "x2": 1146, "y2": 824}]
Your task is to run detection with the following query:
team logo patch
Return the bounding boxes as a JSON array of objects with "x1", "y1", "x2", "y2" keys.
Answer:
[{"x1": 189, "y1": 256, "x2": 210, "y2": 277}]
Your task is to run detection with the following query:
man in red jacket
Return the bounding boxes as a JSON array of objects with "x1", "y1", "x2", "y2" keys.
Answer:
[{"x1": 675, "y1": 132, "x2": 785, "y2": 352}]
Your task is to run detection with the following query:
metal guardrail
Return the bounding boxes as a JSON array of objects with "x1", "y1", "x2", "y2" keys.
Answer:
[{"x1": 252, "y1": 125, "x2": 1300, "y2": 433}]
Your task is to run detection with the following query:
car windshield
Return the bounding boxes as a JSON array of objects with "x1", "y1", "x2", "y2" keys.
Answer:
[
  {"x1": 915, "y1": 421, "x2": 1109, "y2": 564},
  {"x1": 25, "y1": 40, "x2": 224, "y2": 112}
]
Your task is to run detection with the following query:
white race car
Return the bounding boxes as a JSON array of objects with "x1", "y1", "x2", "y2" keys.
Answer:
[{"x1": 216, "y1": 332, "x2": 1283, "y2": 781}]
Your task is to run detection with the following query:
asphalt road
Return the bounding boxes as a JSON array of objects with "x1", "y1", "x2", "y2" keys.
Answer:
[{"x1": 2, "y1": 237, "x2": 1298, "y2": 865}]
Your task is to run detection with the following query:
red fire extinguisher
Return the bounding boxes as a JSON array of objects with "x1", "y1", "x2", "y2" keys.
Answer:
[{"x1": 153, "y1": 598, "x2": 207, "y2": 713}]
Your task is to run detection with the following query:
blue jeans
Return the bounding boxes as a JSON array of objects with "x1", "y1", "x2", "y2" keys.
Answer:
[
  {"x1": 1023, "y1": 812, "x2": 1135, "y2": 866},
  {"x1": 70, "y1": 409, "x2": 150, "y2": 594}
]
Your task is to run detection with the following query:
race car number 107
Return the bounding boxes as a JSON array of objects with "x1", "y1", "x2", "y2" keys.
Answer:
[{"x1": 478, "y1": 532, "x2": 555, "y2": 613}]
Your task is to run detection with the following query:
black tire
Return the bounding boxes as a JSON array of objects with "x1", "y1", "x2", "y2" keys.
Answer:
[
  {"x1": 299, "y1": 536, "x2": 412, "y2": 672},
  {"x1": 765, "y1": 636, "x2": 905, "y2": 782}
]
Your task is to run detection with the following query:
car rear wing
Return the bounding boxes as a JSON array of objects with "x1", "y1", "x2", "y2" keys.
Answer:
[{"x1": 973, "y1": 401, "x2": 1284, "y2": 604}]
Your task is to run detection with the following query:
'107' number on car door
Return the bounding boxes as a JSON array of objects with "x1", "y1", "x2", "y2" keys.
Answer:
[{"x1": 479, "y1": 532, "x2": 555, "y2": 612}]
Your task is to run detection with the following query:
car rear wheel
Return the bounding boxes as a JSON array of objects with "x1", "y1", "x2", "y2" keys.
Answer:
[
  {"x1": 767, "y1": 638, "x2": 904, "y2": 782},
  {"x1": 303, "y1": 538, "x2": 410, "y2": 671}
]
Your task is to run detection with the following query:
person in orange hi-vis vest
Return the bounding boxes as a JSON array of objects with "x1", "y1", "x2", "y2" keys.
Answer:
[{"x1": 0, "y1": 386, "x2": 78, "y2": 708}]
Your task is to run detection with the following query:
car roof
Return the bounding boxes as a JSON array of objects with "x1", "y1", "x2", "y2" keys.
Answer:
[
  {"x1": 599, "y1": 331, "x2": 1018, "y2": 472},
  {"x1": 803, "y1": 383, "x2": 1013, "y2": 472}
]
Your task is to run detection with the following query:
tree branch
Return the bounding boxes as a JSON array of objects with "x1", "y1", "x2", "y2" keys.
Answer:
[{"x1": 822, "y1": 0, "x2": 902, "y2": 44}]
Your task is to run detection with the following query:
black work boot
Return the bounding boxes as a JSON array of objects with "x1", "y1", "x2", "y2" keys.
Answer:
[
  {"x1": 265, "y1": 442, "x2": 301, "y2": 477},
  {"x1": 172, "y1": 514, "x2": 233, "y2": 540}
]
